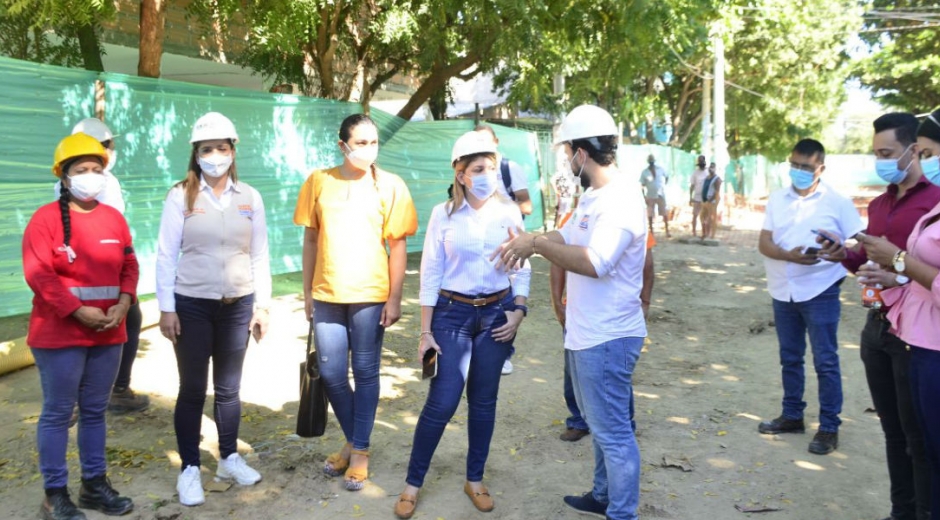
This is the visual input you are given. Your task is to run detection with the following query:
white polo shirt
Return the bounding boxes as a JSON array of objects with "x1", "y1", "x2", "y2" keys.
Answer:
[
  {"x1": 496, "y1": 158, "x2": 528, "y2": 201},
  {"x1": 560, "y1": 174, "x2": 648, "y2": 350},
  {"x1": 762, "y1": 181, "x2": 864, "y2": 303}
]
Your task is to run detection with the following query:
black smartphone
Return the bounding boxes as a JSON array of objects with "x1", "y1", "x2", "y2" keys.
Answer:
[
  {"x1": 803, "y1": 246, "x2": 821, "y2": 256},
  {"x1": 422, "y1": 349, "x2": 438, "y2": 380}
]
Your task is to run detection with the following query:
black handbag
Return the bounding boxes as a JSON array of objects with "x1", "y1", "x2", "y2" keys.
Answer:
[{"x1": 296, "y1": 320, "x2": 328, "y2": 437}]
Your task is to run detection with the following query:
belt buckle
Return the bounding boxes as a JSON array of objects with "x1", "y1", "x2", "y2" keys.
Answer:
[
  {"x1": 221, "y1": 297, "x2": 239, "y2": 304},
  {"x1": 472, "y1": 297, "x2": 487, "y2": 306}
]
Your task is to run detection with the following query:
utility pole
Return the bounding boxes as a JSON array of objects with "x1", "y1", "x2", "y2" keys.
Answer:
[
  {"x1": 713, "y1": 32, "x2": 729, "y2": 178},
  {"x1": 702, "y1": 77, "x2": 712, "y2": 160}
]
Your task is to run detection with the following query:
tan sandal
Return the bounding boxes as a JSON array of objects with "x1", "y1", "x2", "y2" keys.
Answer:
[
  {"x1": 464, "y1": 481, "x2": 494, "y2": 512},
  {"x1": 323, "y1": 442, "x2": 351, "y2": 477},
  {"x1": 393, "y1": 492, "x2": 418, "y2": 519},
  {"x1": 344, "y1": 449, "x2": 369, "y2": 491}
]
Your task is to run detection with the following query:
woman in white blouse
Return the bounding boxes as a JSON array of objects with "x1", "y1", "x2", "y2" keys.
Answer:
[
  {"x1": 393, "y1": 131, "x2": 530, "y2": 519},
  {"x1": 156, "y1": 112, "x2": 271, "y2": 507}
]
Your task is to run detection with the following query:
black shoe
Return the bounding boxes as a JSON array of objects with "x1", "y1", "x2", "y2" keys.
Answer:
[
  {"x1": 108, "y1": 387, "x2": 150, "y2": 414},
  {"x1": 563, "y1": 492, "x2": 608, "y2": 518},
  {"x1": 808, "y1": 431, "x2": 838, "y2": 455},
  {"x1": 40, "y1": 488, "x2": 87, "y2": 520},
  {"x1": 757, "y1": 415, "x2": 805, "y2": 434},
  {"x1": 78, "y1": 475, "x2": 134, "y2": 516},
  {"x1": 560, "y1": 428, "x2": 590, "y2": 442}
]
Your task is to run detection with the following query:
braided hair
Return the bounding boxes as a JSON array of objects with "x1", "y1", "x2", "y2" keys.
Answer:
[{"x1": 58, "y1": 160, "x2": 76, "y2": 263}]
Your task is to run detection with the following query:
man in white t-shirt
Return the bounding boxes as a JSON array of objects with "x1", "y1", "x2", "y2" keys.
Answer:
[
  {"x1": 55, "y1": 118, "x2": 149, "y2": 416},
  {"x1": 495, "y1": 105, "x2": 647, "y2": 520},
  {"x1": 689, "y1": 155, "x2": 708, "y2": 238},
  {"x1": 640, "y1": 155, "x2": 670, "y2": 238},
  {"x1": 757, "y1": 138, "x2": 864, "y2": 456}
]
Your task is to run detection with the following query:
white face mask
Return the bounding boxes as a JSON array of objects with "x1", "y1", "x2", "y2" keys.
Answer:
[
  {"x1": 198, "y1": 154, "x2": 233, "y2": 178},
  {"x1": 68, "y1": 173, "x2": 107, "y2": 202},
  {"x1": 105, "y1": 149, "x2": 117, "y2": 172},
  {"x1": 344, "y1": 143, "x2": 378, "y2": 170},
  {"x1": 467, "y1": 171, "x2": 498, "y2": 200}
]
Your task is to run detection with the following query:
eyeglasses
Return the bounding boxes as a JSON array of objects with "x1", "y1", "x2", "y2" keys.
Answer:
[{"x1": 789, "y1": 161, "x2": 818, "y2": 172}]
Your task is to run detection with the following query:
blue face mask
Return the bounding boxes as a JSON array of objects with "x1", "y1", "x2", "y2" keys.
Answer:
[
  {"x1": 922, "y1": 156, "x2": 940, "y2": 186},
  {"x1": 875, "y1": 145, "x2": 913, "y2": 185},
  {"x1": 789, "y1": 168, "x2": 817, "y2": 190}
]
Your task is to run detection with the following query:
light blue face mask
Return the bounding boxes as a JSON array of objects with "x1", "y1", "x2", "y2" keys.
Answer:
[
  {"x1": 922, "y1": 156, "x2": 940, "y2": 186},
  {"x1": 789, "y1": 167, "x2": 817, "y2": 190},
  {"x1": 874, "y1": 145, "x2": 913, "y2": 185}
]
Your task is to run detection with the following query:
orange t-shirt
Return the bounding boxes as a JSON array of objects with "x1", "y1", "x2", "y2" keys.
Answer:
[{"x1": 293, "y1": 167, "x2": 418, "y2": 303}]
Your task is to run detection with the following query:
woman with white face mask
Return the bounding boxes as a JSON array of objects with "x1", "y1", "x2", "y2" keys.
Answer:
[
  {"x1": 22, "y1": 133, "x2": 139, "y2": 519},
  {"x1": 393, "y1": 131, "x2": 530, "y2": 519},
  {"x1": 156, "y1": 112, "x2": 272, "y2": 507},
  {"x1": 857, "y1": 109, "x2": 940, "y2": 518},
  {"x1": 293, "y1": 114, "x2": 418, "y2": 491}
]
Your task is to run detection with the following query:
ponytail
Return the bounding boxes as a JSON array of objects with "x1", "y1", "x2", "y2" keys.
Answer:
[{"x1": 58, "y1": 182, "x2": 76, "y2": 263}]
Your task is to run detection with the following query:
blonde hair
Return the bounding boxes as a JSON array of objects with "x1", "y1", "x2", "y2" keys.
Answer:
[
  {"x1": 173, "y1": 142, "x2": 239, "y2": 211},
  {"x1": 446, "y1": 152, "x2": 505, "y2": 216}
]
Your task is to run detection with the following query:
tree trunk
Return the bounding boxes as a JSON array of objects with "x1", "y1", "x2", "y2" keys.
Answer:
[
  {"x1": 428, "y1": 87, "x2": 447, "y2": 120},
  {"x1": 396, "y1": 50, "x2": 485, "y2": 121},
  {"x1": 75, "y1": 23, "x2": 104, "y2": 72},
  {"x1": 138, "y1": 0, "x2": 166, "y2": 77}
]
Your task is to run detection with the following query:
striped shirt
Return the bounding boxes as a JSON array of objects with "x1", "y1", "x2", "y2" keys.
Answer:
[{"x1": 419, "y1": 197, "x2": 531, "y2": 306}]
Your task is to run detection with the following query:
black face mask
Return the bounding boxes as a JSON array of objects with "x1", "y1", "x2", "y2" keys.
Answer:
[{"x1": 698, "y1": 161, "x2": 706, "y2": 168}]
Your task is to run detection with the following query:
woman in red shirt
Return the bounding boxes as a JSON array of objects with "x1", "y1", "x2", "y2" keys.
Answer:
[{"x1": 22, "y1": 133, "x2": 139, "y2": 520}]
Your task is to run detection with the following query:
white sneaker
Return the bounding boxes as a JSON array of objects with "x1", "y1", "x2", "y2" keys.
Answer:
[
  {"x1": 501, "y1": 359, "x2": 513, "y2": 375},
  {"x1": 177, "y1": 465, "x2": 205, "y2": 506},
  {"x1": 216, "y1": 453, "x2": 262, "y2": 486}
]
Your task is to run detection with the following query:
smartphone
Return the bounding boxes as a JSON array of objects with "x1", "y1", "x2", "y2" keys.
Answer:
[
  {"x1": 803, "y1": 246, "x2": 821, "y2": 256},
  {"x1": 422, "y1": 349, "x2": 438, "y2": 380},
  {"x1": 810, "y1": 229, "x2": 839, "y2": 246},
  {"x1": 251, "y1": 323, "x2": 262, "y2": 343}
]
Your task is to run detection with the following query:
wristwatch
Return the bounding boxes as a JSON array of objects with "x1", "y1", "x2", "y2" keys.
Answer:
[
  {"x1": 896, "y1": 274, "x2": 910, "y2": 285},
  {"x1": 513, "y1": 304, "x2": 528, "y2": 317},
  {"x1": 893, "y1": 250, "x2": 907, "y2": 274}
]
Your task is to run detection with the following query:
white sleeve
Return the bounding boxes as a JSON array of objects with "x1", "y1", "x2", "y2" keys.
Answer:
[
  {"x1": 156, "y1": 187, "x2": 185, "y2": 312},
  {"x1": 762, "y1": 194, "x2": 775, "y2": 231},
  {"x1": 249, "y1": 186, "x2": 272, "y2": 310},
  {"x1": 507, "y1": 209, "x2": 531, "y2": 297},
  {"x1": 418, "y1": 205, "x2": 446, "y2": 306},
  {"x1": 839, "y1": 196, "x2": 865, "y2": 239},
  {"x1": 508, "y1": 161, "x2": 528, "y2": 192}
]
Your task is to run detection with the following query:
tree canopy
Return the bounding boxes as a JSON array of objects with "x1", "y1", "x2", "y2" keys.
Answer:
[{"x1": 853, "y1": 1, "x2": 940, "y2": 113}]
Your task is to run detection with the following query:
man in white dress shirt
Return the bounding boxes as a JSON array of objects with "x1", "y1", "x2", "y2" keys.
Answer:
[{"x1": 757, "y1": 138, "x2": 864, "y2": 455}]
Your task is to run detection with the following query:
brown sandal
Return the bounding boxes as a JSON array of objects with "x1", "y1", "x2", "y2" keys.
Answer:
[
  {"x1": 323, "y1": 442, "x2": 351, "y2": 477},
  {"x1": 464, "y1": 481, "x2": 494, "y2": 512},
  {"x1": 393, "y1": 492, "x2": 418, "y2": 519},
  {"x1": 344, "y1": 449, "x2": 369, "y2": 491}
]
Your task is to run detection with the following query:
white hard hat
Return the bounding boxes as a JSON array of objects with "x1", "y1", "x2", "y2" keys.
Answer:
[
  {"x1": 71, "y1": 118, "x2": 114, "y2": 143},
  {"x1": 190, "y1": 112, "x2": 239, "y2": 144},
  {"x1": 554, "y1": 104, "x2": 619, "y2": 145},
  {"x1": 451, "y1": 131, "x2": 498, "y2": 166}
]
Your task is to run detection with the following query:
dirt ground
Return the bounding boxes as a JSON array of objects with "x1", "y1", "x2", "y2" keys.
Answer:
[{"x1": 0, "y1": 207, "x2": 893, "y2": 520}]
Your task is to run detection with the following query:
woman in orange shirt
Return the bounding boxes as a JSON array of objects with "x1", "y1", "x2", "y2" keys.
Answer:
[{"x1": 293, "y1": 114, "x2": 418, "y2": 491}]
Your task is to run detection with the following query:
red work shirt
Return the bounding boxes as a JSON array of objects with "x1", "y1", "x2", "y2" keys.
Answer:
[
  {"x1": 22, "y1": 202, "x2": 139, "y2": 348},
  {"x1": 843, "y1": 176, "x2": 940, "y2": 274}
]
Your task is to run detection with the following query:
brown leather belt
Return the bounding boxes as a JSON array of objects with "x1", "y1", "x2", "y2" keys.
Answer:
[
  {"x1": 221, "y1": 296, "x2": 243, "y2": 304},
  {"x1": 439, "y1": 288, "x2": 510, "y2": 306}
]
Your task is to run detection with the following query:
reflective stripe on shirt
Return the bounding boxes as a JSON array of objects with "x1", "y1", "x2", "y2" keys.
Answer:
[{"x1": 69, "y1": 286, "x2": 120, "y2": 301}]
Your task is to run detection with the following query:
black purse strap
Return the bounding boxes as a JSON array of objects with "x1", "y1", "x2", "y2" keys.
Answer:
[{"x1": 305, "y1": 319, "x2": 320, "y2": 378}]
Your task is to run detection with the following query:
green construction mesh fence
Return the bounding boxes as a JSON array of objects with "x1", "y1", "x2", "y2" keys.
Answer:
[{"x1": 0, "y1": 57, "x2": 545, "y2": 317}]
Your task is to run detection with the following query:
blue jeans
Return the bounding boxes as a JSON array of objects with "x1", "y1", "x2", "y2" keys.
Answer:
[
  {"x1": 31, "y1": 345, "x2": 122, "y2": 489},
  {"x1": 173, "y1": 293, "x2": 254, "y2": 468},
  {"x1": 564, "y1": 348, "x2": 589, "y2": 431},
  {"x1": 114, "y1": 300, "x2": 142, "y2": 390},
  {"x1": 313, "y1": 300, "x2": 385, "y2": 451},
  {"x1": 771, "y1": 280, "x2": 843, "y2": 432},
  {"x1": 406, "y1": 293, "x2": 513, "y2": 487},
  {"x1": 569, "y1": 337, "x2": 643, "y2": 520},
  {"x1": 909, "y1": 345, "x2": 940, "y2": 519}
]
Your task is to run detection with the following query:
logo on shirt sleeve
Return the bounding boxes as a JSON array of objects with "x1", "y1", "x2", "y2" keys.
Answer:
[{"x1": 578, "y1": 214, "x2": 590, "y2": 230}]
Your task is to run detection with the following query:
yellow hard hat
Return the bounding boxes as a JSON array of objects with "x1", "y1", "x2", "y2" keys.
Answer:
[{"x1": 52, "y1": 133, "x2": 109, "y2": 177}]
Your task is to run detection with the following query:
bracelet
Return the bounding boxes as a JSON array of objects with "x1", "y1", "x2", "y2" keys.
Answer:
[{"x1": 419, "y1": 330, "x2": 433, "y2": 337}]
